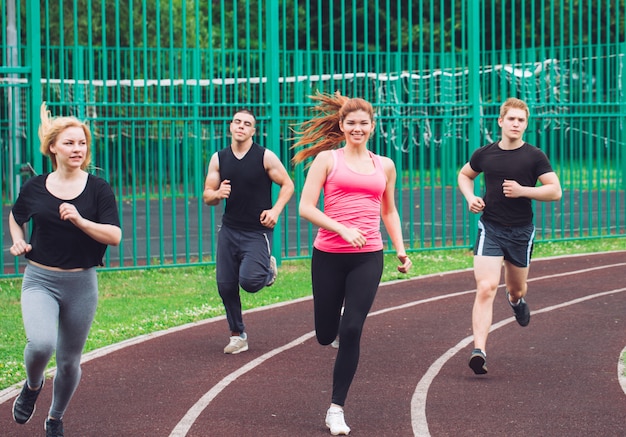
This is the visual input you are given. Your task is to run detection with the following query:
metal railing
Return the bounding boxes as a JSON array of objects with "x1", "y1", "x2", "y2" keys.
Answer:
[{"x1": 1, "y1": 0, "x2": 624, "y2": 277}]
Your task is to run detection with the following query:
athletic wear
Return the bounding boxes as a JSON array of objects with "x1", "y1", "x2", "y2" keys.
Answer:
[
  {"x1": 11, "y1": 174, "x2": 120, "y2": 268},
  {"x1": 45, "y1": 418, "x2": 64, "y2": 437},
  {"x1": 12, "y1": 381, "x2": 43, "y2": 424},
  {"x1": 11, "y1": 169, "x2": 119, "y2": 430},
  {"x1": 267, "y1": 255, "x2": 278, "y2": 286},
  {"x1": 314, "y1": 149, "x2": 386, "y2": 253},
  {"x1": 216, "y1": 225, "x2": 274, "y2": 334},
  {"x1": 325, "y1": 407, "x2": 351, "y2": 435},
  {"x1": 469, "y1": 142, "x2": 554, "y2": 226},
  {"x1": 224, "y1": 334, "x2": 249, "y2": 354},
  {"x1": 311, "y1": 149, "x2": 389, "y2": 407},
  {"x1": 469, "y1": 349, "x2": 488, "y2": 375},
  {"x1": 215, "y1": 143, "x2": 276, "y2": 338},
  {"x1": 474, "y1": 219, "x2": 535, "y2": 267},
  {"x1": 21, "y1": 263, "x2": 98, "y2": 420},
  {"x1": 312, "y1": 249, "x2": 383, "y2": 406},
  {"x1": 218, "y1": 142, "x2": 272, "y2": 232},
  {"x1": 508, "y1": 291, "x2": 531, "y2": 326}
]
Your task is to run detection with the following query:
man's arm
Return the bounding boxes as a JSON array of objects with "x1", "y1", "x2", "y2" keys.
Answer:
[
  {"x1": 260, "y1": 149, "x2": 295, "y2": 228},
  {"x1": 202, "y1": 152, "x2": 230, "y2": 206},
  {"x1": 502, "y1": 171, "x2": 562, "y2": 201},
  {"x1": 458, "y1": 163, "x2": 485, "y2": 213}
]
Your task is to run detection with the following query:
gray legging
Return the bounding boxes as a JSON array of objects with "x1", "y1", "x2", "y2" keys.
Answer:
[{"x1": 21, "y1": 263, "x2": 98, "y2": 420}]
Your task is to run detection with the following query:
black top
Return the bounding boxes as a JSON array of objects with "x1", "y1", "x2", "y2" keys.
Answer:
[
  {"x1": 11, "y1": 174, "x2": 121, "y2": 268},
  {"x1": 469, "y1": 142, "x2": 554, "y2": 226},
  {"x1": 218, "y1": 142, "x2": 273, "y2": 231}
]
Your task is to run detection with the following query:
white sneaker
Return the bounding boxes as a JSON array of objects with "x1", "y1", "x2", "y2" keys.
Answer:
[
  {"x1": 331, "y1": 337, "x2": 340, "y2": 349},
  {"x1": 325, "y1": 408, "x2": 351, "y2": 435},
  {"x1": 267, "y1": 256, "x2": 278, "y2": 286},
  {"x1": 224, "y1": 334, "x2": 248, "y2": 354}
]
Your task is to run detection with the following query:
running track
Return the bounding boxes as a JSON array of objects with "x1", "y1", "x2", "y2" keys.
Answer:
[{"x1": 1, "y1": 251, "x2": 625, "y2": 436}]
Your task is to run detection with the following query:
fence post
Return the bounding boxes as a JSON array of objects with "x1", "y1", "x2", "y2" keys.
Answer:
[
  {"x1": 622, "y1": 45, "x2": 626, "y2": 192},
  {"x1": 466, "y1": 0, "x2": 482, "y2": 246},
  {"x1": 26, "y1": 0, "x2": 42, "y2": 174},
  {"x1": 265, "y1": 0, "x2": 283, "y2": 261}
]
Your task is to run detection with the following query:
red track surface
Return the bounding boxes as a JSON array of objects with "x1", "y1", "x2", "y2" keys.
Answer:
[{"x1": 2, "y1": 251, "x2": 625, "y2": 436}]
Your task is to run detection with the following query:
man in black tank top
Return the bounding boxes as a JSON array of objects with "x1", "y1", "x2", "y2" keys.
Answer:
[
  {"x1": 458, "y1": 98, "x2": 562, "y2": 375},
  {"x1": 203, "y1": 109, "x2": 294, "y2": 354}
]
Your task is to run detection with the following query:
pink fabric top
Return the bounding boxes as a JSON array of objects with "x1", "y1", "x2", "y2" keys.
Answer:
[{"x1": 314, "y1": 148, "x2": 387, "y2": 253}]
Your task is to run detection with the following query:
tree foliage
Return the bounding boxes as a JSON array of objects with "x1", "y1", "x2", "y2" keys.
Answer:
[{"x1": 29, "y1": 0, "x2": 625, "y2": 51}]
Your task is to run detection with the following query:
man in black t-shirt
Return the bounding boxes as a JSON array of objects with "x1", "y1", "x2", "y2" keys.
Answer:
[
  {"x1": 458, "y1": 98, "x2": 562, "y2": 375},
  {"x1": 203, "y1": 109, "x2": 294, "y2": 354}
]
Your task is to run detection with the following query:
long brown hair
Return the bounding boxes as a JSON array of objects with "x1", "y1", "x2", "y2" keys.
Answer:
[
  {"x1": 39, "y1": 102, "x2": 93, "y2": 170},
  {"x1": 291, "y1": 91, "x2": 375, "y2": 164}
]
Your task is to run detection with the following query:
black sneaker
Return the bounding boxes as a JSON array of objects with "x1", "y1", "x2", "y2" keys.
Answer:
[
  {"x1": 507, "y1": 292, "x2": 530, "y2": 327},
  {"x1": 45, "y1": 418, "x2": 64, "y2": 437},
  {"x1": 469, "y1": 348, "x2": 488, "y2": 374},
  {"x1": 13, "y1": 380, "x2": 43, "y2": 424}
]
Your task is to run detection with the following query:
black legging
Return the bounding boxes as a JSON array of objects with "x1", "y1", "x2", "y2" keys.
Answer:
[{"x1": 311, "y1": 248, "x2": 384, "y2": 406}]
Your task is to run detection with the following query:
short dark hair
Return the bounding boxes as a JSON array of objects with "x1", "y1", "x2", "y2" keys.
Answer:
[{"x1": 233, "y1": 109, "x2": 257, "y2": 124}]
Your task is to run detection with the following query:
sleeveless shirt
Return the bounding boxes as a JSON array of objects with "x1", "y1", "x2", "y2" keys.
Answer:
[
  {"x1": 218, "y1": 142, "x2": 273, "y2": 231},
  {"x1": 314, "y1": 148, "x2": 387, "y2": 253}
]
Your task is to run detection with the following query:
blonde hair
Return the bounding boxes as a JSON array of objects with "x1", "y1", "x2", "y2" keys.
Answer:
[
  {"x1": 499, "y1": 97, "x2": 530, "y2": 119},
  {"x1": 39, "y1": 102, "x2": 93, "y2": 170},
  {"x1": 291, "y1": 91, "x2": 375, "y2": 164}
]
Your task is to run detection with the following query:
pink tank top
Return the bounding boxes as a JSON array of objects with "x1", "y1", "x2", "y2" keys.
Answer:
[{"x1": 314, "y1": 148, "x2": 387, "y2": 253}]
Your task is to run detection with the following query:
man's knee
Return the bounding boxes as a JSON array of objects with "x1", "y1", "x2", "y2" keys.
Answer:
[
  {"x1": 476, "y1": 279, "x2": 498, "y2": 297},
  {"x1": 239, "y1": 277, "x2": 265, "y2": 293}
]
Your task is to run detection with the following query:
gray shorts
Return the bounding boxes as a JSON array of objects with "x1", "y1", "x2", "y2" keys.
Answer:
[{"x1": 474, "y1": 219, "x2": 535, "y2": 267}]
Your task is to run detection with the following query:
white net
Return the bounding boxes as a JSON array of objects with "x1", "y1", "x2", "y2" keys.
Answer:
[{"x1": 6, "y1": 54, "x2": 621, "y2": 148}]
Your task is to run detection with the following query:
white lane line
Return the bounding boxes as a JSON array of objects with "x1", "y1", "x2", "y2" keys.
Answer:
[
  {"x1": 411, "y1": 286, "x2": 626, "y2": 437},
  {"x1": 1, "y1": 254, "x2": 621, "y2": 429},
  {"x1": 371, "y1": 262, "x2": 626, "y2": 317},
  {"x1": 168, "y1": 331, "x2": 316, "y2": 437},
  {"x1": 169, "y1": 261, "x2": 626, "y2": 437},
  {"x1": 0, "y1": 296, "x2": 310, "y2": 405},
  {"x1": 619, "y1": 346, "x2": 626, "y2": 396}
]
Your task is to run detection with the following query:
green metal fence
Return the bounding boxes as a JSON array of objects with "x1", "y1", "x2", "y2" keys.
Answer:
[{"x1": 1, "y1": 0, "x2": 625, "y2": 277}]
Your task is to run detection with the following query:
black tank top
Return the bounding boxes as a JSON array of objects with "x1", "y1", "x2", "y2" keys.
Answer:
[{"x1": 218, "y1": 142, "x2": 273, "y2": 231}]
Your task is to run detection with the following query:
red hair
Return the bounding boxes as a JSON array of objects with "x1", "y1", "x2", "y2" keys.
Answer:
[{"x1": 292, "y1": 91, "x2": 374, "y2": 164}]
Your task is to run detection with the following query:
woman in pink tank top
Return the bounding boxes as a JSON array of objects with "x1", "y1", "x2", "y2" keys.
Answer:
[{"x1": 293, "y1": 91, "x2": 412, "y2": 436}]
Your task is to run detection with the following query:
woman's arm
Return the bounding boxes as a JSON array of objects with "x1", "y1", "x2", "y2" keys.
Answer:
[
  {"x1": 380, "y1": 157, "x2": 412, "y2": 273},
  {"x1": 8, "y1": 211, "x2": 32, "y2": 256},
  {"x1": 59, "y1": 202, "x2": 122, "y2": 246}
]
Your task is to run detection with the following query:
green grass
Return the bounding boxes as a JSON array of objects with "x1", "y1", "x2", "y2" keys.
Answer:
[{"x1": 1, "y1": 238, "x2": 625, "y2": 391}]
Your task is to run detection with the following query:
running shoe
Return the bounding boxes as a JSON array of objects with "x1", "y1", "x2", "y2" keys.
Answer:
[
  {"x1": 13, "y1": 380, "x2": 43, "y2": 424},
  {"x1": 224, "y1": 334, "x2": 249, "y2": 354},
  {"x1": 325, "y1": 407, "x2": 351, "y2": 435},
  {"x1": 507, "y1": 292, "x2": 530, "y2": 326},
  {"x1": 469, "y1": 348, "x2": 488, "y2": 375},
  {"x1": 45, "y1": 418, "x2": 64, "y2": 437},
  {"x1": 267, "y1": 256, "x2": 278, "y2": 286}
]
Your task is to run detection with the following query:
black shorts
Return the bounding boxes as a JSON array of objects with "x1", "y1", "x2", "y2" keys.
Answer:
[{"x1": 473, "y1": 219, "x2": 535, "y2": 267}]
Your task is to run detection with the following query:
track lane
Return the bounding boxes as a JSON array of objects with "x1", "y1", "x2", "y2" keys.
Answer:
[{"x1": 0, "y1": 251, "x2": 624, "y2": 436}]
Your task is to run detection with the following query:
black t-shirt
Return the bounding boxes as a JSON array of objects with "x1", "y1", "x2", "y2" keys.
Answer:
[
  {"x1": 11, "y1": 174, "x2": 121, "y2": 268},
  {"x1": 469, "y1": 142, "x2": 554, "y2": 226},
  {"x1": 218, "y1": 142, "x2": 272, "y2": 231}
]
